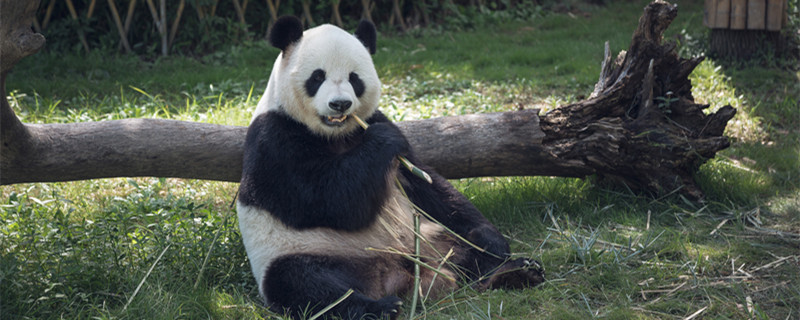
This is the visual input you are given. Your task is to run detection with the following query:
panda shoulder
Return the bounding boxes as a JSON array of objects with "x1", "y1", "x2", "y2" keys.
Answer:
[
  {"x1": 249, "y1": 111, "x2": 301, "y2": 134},
  {"x1": 246, "y1": 112, "x2": 299, "y2": 146}
]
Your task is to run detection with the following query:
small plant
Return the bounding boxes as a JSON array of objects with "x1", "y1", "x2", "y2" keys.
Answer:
[{"x1": 655, "y1": 91, "x2": 678, "y2": 114}]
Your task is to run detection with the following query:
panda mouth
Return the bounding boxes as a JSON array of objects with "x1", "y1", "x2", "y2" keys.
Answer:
[{"x1": 322, "y1": 115, "x2": 348, "y2": 126}]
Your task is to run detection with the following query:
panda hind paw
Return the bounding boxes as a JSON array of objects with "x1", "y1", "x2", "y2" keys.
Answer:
[
  {"x1": 485, "y1": 258, "x2": 545, "y2": 290},
  {"x1": 367, "y1": 295, "x2": 402, "y2": 320}
]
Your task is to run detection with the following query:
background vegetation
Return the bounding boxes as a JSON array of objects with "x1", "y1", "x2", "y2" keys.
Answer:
[
  {"x1": 3, "y1": 0, "x2": 799, "y2": 319},
  {"x1": 33, "y1": 0, "x2": 560, "y2": 56}
]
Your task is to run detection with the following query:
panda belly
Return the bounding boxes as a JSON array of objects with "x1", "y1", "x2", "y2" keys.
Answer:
[{"x1": 237, "y1": 186, "x2": 447, "y2": 300}]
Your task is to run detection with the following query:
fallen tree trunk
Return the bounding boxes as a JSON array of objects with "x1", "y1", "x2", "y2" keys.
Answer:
[{"x1": 1, "y1": 1, "x2": 735, "y2": 199}]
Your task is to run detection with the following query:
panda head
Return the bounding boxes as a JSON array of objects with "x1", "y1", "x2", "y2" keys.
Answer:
[{"x1": 264, "y1": 16, "x2": 380, "y2": 137}]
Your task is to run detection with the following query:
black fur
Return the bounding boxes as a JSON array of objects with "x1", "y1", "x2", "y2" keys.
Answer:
[
  {"x1": 349, "y1": 72, "x2": 366, "y2": 98},
  {"x1": 240, "y1": 109, "x2": 544, "y2": 319},
  {"x1": 270, "y1": 16, "x2": 304, "y2": 52},
  {"x1": 238, "y1": 110, "x2": 409, "y2": 231},
  {"x1": 305, "y1": 69, "x2": 326, "y2": 97},
  {"x1": 265, "y1": 254, "x2": 402, "y2": 320},
  {"x1": 366, "y1": 112, "x2": 514, "y2": 281},
  {"x1": 354, "y1": 20, "x2": 377, "y2": 55}
]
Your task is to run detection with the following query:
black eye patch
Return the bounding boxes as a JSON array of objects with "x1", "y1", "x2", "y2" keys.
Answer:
[
  {"x1": 349, "y1": 72, "x2": 365, "y2": 98},
  {"x1": 305, "y1": 69, "x2": 326, "y2": 97}
]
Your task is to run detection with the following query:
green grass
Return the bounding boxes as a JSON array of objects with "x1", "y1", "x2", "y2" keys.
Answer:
[{"x1": 3, "y1": 0, "x2": 800, "y2": 319}]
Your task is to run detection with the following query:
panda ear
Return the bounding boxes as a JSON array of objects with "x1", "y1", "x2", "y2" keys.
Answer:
[
  {"x1": 269, "y1": 16, "x2": 304, "y2": 52},
  {"x1": 354, "y1": 20, "x2": 377, "y2": 55}
]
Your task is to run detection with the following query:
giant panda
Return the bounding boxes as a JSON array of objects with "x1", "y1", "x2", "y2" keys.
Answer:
[{"x1": 237, "y1": 16, "x2": 544, "y2": 320}]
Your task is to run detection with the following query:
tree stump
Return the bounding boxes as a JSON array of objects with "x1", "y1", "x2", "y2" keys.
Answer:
[{"x1": 1, "y1": 1, "x2": 736, "y2": 201}]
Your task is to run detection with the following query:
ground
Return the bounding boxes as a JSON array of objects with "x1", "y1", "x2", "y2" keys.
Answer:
[{"x1": 2, "y1": 0, "x2": 799, "y2": 319}]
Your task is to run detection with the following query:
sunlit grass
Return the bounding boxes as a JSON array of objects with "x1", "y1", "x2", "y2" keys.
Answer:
[{"x1": 2, "y1": 1, "x2": 799, "y2": 319}]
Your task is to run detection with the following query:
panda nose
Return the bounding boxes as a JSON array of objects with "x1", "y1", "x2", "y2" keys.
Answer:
[{"x1": 328, "y1": 100, "x2": 352, "y2": 112}]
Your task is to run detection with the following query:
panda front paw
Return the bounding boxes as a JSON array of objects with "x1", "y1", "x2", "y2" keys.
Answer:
[{"x1": 364, "y1": 122, "x2": 410, "y2": 156}]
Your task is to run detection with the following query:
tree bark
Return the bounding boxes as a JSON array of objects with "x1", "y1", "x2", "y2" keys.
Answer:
[{"x1": 0, "y1": 1, "x2": 735, "y2": 200}]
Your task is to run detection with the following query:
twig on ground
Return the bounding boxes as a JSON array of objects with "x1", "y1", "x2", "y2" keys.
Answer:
[
  {"x1": 309, "y1": 289, "x2": 354, "y2": 320},
  {"x1": 749, "y1": 255, "x2": 798, "y2": 273},
  {"x1": 195, "y1": 220, "x2": 224, "y2": 288},
  {"x1": 710, "y1": 219, "x2": 728, "y2": 235},
  {"x1": 631, "y1": 306, "x2": 682, "y2": 319},
  {"x1": 683, "y1": 306, "x2": 708, "y2": 320},
  {"x1": 123, "y1": 244, "x2": 171, "y2": 311},
  {"x1": 643, "y1": 281, "x2": 686, "y2": 305}
]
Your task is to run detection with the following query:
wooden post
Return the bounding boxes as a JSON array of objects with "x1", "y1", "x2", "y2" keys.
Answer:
[
  {"x1": 766, "y1": 0, "x2": 785, "y2": 31},
  {"x1": 730, "y1": 0, "x2": 746, "y2": 29},
  {"x1": 707, "y1": 0, "x2": 787, "y2": 59},
  {"x1": 712, "y1": 0, "x2": 730, "y2": 29},
  {"x1": 747, "y1": 0, "x2": 766, "y2": 29}
]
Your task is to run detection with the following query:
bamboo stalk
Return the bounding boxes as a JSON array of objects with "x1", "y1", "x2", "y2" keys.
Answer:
[
  {"x1": 87, "y1": 0, "x2": 98, "y2": 19},
  {"x1": 159, "y1": 0, "x2": 166, "y2": 56},
  {"x1": 123, "y1": 244, "x2": 171, "y2": 311},
  {"x1": 352, "y1": 115, "x2": 432, "y2": 184},
  {"x1": 331, "y1": 0, "x2": 344, "y2": 27},
  {"x1": 231, "y1": 0, "x2": 248, "y2": 32},
  {"x1": 366, "y1": 247, "x2": 456, "y2": 282},
  {"x1": 107, "y1": 0, "x2": 133, "y2": 53},
  {"x1": 64, "y1": 0, "x2": 91, "y2": 53},
  {"x1": 409, "y1": 208, "x2": 421, "y2": 320},
  {"x1": 265, "y1": 0, "x2": 279, "y2": 22},
  {"x1": 360, "y1": 0, "x2": 373, "y2": 22},
  {"x1": 302, "y1": 0, "x2": 315, "y2": 26},
  {"x1": 32, "y1": 16, "x2": 42, "y2": 33},
  {"x1": 308, "y1": 289, "x2": 355, "y2": 320},
  {"x1": 123, "y1": 0, "x2": 137, "y2": 39},
  {"x1": 392, "y1": 0, "x2": 407, "y2": 31},
  {"x1": 42, "y1": 0, "x2": 56, "y2": 30},
  {"x1": 145, "y1": 0, "x2": 161, "y2": 34},
  {"x1": 169, "y1": 0, "x2": 186, "y2": 48}
]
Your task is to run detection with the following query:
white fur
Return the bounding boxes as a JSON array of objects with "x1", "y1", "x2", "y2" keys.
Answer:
[
  {"x1": 253, "y1": 24, "x2": 381, "y2": 138},
  {"x1": 240, "y1": 23, "x2": 456, "y2": 302},
  {"x1": 237, "y1": 183, "x2": 424, "y2": 298}
]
